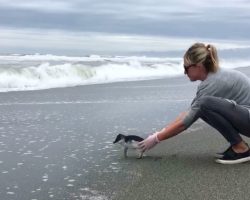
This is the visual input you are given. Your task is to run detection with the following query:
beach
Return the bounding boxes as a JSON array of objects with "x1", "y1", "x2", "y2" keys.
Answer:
[
  {"x1": 2, "y1": 0, "x2": 250, "y2": 199},
  {"x1": 1, "y1": 69, "x2": 250, "y2": 200}
]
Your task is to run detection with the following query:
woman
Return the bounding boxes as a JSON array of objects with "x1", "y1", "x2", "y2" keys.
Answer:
[{"x1": 138, "y1": 43, "x2": 250, "y2": 164}]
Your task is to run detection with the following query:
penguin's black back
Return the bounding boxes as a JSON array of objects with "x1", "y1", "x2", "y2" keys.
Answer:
[{"x1": 124, "y1": 135, "x2": 144, "y2": 142}]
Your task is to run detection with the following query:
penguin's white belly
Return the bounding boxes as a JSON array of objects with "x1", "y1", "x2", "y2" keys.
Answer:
[{"x1": 123, "y1": 141, "x2": 139, "y2": 149}]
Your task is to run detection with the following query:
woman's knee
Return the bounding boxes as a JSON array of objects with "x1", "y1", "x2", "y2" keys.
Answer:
[
  {"x1": 198, "y1": 96, "x2": 215, "y2": 110},
  {"x1": 198, "y1": 96, "x2": 234, "y2": 114}
]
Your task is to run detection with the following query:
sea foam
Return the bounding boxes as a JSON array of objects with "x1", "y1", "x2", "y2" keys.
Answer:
[
  {"x1": 0, "y1": 54, "x2": 249, "y2": 92},
  {"x1": 0, "y1": 54, "x2": 183, "y2": 92}
]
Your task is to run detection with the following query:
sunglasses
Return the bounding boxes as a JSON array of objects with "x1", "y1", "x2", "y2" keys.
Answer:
[{"x1": 183, "y1": 64, "x2": 196, "y2": 73}]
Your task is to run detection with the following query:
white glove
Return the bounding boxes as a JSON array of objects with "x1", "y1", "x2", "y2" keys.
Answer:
[{"x1": 138, "y1": 132, "x2": 160, "y2": 152}]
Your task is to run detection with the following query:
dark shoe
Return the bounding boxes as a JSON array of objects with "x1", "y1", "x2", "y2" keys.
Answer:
[
  {"x1": 214, "y1": 146, "x2": 233, "y2": 158},
  {"x1": 215, "y1": 148, "x2": 250, "y2": 164},
  {"x1": 215, "y1": 142, "x2": 250, "y2": 159}
]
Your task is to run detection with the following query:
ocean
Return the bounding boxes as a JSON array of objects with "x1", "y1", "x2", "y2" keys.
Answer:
[{"x1": 0, "y1": 45, "x2": 250, "y2": 92}]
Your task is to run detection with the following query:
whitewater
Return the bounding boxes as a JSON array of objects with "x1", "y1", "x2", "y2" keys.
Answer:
[{"x1": 0, "y1": 53, "x2": 250, "y2": 92}]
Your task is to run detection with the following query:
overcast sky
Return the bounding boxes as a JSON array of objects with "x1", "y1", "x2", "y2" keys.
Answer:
[{"x1": 1, "y1": 0, "x2": 250, "y2": 55}]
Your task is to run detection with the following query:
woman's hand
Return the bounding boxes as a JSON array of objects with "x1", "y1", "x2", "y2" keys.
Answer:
[{"x1": 138, "y1": 132, "x2": 160, "y2": 152}]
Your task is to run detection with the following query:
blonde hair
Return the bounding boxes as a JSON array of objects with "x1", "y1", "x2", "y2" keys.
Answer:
[{"x1": 184, "y1": 43, "x2": 219, "y2": 73}]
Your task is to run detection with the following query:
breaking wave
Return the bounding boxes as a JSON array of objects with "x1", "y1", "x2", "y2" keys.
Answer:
[{"x1": 0, "y1": 54, "x2": 249, "y2": 92}]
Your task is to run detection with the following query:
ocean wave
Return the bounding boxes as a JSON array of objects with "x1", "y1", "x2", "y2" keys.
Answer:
[
  {"x1": 0, "y1": 54, "x2": 250, "y2": 92},
  {"x1": 0, "y1": 55, "x2": 183, "y2": 92},
  {"x1": 0, "y1": 62, "x2": 95, "y2": 92}
]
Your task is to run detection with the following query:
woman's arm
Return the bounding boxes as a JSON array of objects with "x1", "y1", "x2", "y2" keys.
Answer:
[
  {"x1": 157, "y1": 112, "x2": 187, "y2": 141},
  {"x1": 138, "y1": 112, "x2": 187, "y2": 152}
]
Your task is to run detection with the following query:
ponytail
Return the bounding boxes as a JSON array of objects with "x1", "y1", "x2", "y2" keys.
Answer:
[{"x1": 184, "y1": 43, "x2": 219, "y2": 73}]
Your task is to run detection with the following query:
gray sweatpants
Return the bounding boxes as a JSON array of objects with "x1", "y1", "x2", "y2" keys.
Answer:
[{"x1": 197, "y1": 96, "x2": 250, "y2": 145}]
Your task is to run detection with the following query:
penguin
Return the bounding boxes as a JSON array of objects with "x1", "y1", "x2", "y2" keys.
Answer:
[{"x1": 113, "y1": 134, "x2": 144, "y2": 158}]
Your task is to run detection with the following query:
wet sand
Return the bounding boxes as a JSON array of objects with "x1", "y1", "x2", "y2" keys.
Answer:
[{"x1": 0, "y1": 68, "x2": 250, "y2": 200}]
